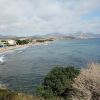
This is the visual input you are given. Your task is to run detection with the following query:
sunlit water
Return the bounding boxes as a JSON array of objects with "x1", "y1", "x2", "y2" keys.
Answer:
[{"x1": 0, "y1": 39, "x2": 100, "y2": 93}]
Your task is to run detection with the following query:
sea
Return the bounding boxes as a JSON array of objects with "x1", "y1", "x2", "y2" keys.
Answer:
[{"x1": 0, "y1": 38, "x2": 100, "y2": 93}]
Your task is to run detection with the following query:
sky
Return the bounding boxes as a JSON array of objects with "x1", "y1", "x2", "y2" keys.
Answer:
[{"x1": 0, "y1": 0, "x2": 100, "y2": 36}]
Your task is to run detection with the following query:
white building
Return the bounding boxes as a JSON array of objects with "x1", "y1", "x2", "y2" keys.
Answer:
[{"x1": 7, "y1": 40, "x2": 16, "y2": 46}]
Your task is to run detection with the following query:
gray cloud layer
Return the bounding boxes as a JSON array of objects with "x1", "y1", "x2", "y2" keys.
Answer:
[{"x1": 0, "y1": 0, "x2": 100, "y2": 36}]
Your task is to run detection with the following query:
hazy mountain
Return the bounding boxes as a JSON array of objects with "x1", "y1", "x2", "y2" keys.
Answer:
[
  {"x1": 43, "y1": 32, "x2": 100, "y2": 40},
  {"x1": 0, "y1": 35, "x2": 9, "y2": 39},
  {"x1": 70, "y1": 32, "x2": 100, "y2": 39},
  {"x1": 0, "y1": 35, "x2": 17, "y2": 39},
  {"x1": 0, "y1": 32, "x2": 100, "y2": 40},
  {"x1": 43, "y1": 33, "x2": 75, "y2": 40}
]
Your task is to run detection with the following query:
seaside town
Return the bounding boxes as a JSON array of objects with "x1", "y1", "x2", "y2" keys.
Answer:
[{"x1": 0, "y1": 37, "x2": 54, "y2": 53}]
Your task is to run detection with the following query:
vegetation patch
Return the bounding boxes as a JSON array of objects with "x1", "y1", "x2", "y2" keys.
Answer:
[
  {"x1": 16, "y1": 39, "x2": 30, "y2": 45},
  {"x1": 71, "y1": 63, "x2": 100, "y2": 100},
  {"x1": 36, "y1": 66, "x2": 80, "y2": 100}
]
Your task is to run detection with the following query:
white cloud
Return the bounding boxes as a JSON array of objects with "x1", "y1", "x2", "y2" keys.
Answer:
[{"x1": 0, "y1": 0, "x2": 100, "y2": 36}]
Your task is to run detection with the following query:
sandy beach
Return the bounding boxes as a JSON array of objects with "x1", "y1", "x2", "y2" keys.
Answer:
[{"x1": 0, "y1": 42, "x2": 50, "y2": 54}]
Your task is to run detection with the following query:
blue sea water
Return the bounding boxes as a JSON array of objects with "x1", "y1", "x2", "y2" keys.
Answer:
[{"x1": 0, "y1": 38, "x2": 100, "y2": 93}]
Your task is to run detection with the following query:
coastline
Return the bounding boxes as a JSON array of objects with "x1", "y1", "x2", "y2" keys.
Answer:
[{"x1": 0, "y1": 42, "x2": 50, "y2": 54}]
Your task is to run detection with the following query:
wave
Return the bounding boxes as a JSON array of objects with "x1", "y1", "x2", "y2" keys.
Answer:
[
  {"x1": 0, "y1": 46, "x2": 30, "y2": 65},
  {"x1": 0, "y1": 55, "x2": 6, "y2": 65}
]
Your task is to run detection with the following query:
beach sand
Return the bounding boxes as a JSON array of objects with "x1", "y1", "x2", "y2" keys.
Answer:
[{"x1": 0, "y1": 42, "x2": 50, "y2": 54}]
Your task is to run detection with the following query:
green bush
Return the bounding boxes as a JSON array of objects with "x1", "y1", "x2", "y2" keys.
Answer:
[
  {"x1": 36, "y1": 66, "x2": 80, "y2": 99},
  {"x1": 16, "y1": 40, "x2": 29, "y2": 45},
  {"x1": 36, "y1": 85, "x2": 54, "y2": 99}
]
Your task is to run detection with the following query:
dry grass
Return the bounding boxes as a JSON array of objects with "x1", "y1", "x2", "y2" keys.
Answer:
[
  {"x1": 72, "y1": 63, "x2": 100, "y2": 100},
  {"x1": 7, "y1": 93, "x2": 44, "y2": 100},
  {"x1": 0, "y1": 90, "x2": 44, "y2": 100}
]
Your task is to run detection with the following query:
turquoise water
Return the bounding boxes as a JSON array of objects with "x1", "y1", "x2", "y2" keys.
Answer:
[{"x1": 0, "y1": 39, "x2": 100, "y2": 93}]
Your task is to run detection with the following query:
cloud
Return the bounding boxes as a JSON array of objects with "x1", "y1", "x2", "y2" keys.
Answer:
[{"x1": 0, "y1": 0, "x2": 100, "y2": 36}]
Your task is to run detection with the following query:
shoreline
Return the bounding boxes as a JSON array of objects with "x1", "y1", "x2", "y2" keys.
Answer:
[{"x1": 0, "y1": 41, "x2": 51, "y2": 54}]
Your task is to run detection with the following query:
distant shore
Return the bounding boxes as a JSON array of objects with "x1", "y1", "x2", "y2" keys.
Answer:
[{"x1": 0, "y1": 41, "x2": 50, "y2": 54}]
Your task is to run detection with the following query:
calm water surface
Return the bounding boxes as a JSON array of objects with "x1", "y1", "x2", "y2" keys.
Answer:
[{"x1": 0, "y1": 39, "x2": 100, "y2": 93}]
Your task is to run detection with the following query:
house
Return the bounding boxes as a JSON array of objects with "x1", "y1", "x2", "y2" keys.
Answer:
[
  {"x1": 7, "y1": 40, "x2": 16, "y2": 46},
  {"x1": 0, "y1": 39, "x2": 16, "y2": 46}
]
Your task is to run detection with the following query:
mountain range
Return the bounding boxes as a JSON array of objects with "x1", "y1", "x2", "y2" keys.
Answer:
[{"x1": 0, "y1": 32, "x2": 100, "y2": 40}]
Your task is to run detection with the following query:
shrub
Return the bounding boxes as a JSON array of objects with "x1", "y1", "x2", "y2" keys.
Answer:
[
  {"x1": 36, "y1": 66, "x2": 80, "y2": 99},
  {"x1": 36, "y1": 85, "x2": 54, "y2": 99},
  {"x1": 71, "y1": 63, "x2": 100, "y2": 100},
  {"x1": 16, "y1": 40, "x2": 29, "y2": 45}
]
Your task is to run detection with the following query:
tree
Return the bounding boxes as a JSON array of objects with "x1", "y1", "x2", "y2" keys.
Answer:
[
  {"x1": 36, "y1": 66, "x2": 80, "y2": 99},
  {"x1": 16, "y1": 40, "x2": 29, "y2": 45}
]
